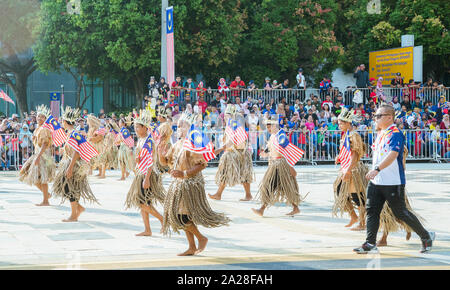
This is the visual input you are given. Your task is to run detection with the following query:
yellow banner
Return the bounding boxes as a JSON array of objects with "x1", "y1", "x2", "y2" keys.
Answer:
[{"x1": 369, "y1": 46, "x2": 414, "y2": 86}]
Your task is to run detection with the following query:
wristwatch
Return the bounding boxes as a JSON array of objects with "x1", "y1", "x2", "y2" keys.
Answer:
[{"x1": 375, "y1": 165, "x2": 381, "y2": 172}]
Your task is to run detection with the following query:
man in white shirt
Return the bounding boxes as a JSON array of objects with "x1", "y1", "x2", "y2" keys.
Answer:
[
  {"x1": 353, "y1": 104, "x2": 435, "y2": 254},
  {"x1": 296, "y1": 68, "x2": 306, "y2": 100}
]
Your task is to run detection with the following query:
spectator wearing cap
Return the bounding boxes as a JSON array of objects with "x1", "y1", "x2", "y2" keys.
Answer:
[
  {"x1": 218, "y1": 78, "x2": 230, "y2": 98},
  {"x1": 247, "y1": 80, "x2": 257, "y2": 93},
  {"x1": 272, "y1": 80, "x2": 282, "y2": 89},
  {"x1": 196, "y1": 81, "x2": 207, "y2": 99},
  {"x1": 319, "y1": 76, "x2": 331, "y2": 98}
]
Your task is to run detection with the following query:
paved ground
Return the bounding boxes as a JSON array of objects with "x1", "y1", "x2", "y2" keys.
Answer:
[{"x1": 0, "y1": 163, "x2": 449, "y2": 270}]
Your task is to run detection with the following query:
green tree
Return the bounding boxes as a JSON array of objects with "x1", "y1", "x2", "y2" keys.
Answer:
[
  {"x1": 237, "y1": 0, "x2": 343, "y2": 87},
  {"x1": 337, "y1": 0, "x2": 450, "y2": 81},
  {"x1": 172, "y1": 0, "x2": 246, "y2": 86},
  {"x1": 0, "y1": 0, "x2": 40, "y2": 116}
]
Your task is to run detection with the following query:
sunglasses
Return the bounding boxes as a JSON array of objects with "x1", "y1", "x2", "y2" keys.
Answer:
[{"x1": 374, "y1": 114, "x2": 390, "y2": 119}]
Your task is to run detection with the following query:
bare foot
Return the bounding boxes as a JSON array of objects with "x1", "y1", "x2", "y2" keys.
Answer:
[
  {"x1": 95, "y1": 173, "x2": 101, "y2": 177},
  {"x1": 98, "y1": 176, "x2": 106, "y2": 179},
  {"x1": 239, "y1": 196, "x2": 253, "y2": 202},
  {"x1": 377, "y1": 239, "x2": 388, "y2": 247},
  {"x1": 76, "y1": 205, "x2": 85, "y2": 220},
  {"x1": 406, "y1": 232, "x2": 411, "y2": 241},
  {"x1": 195, "y1": 237, "x2": 208, "y2": 255},
  {"x1": 118, "y1": 178, "x2": 125, "y2": 181},
  {"x1": 252, "y1": 208, "x2": 264, "y2": 217},
  {"x1": 35, "y1": 202, "x2": 50, "y2": 206},
  {"x1": 177, "y1": 248, "x2": 197, "y2": 256},
  {"x1": 126, "y1": 172, "x2": 130, "y2": 178},
  {"x1": 286, "y1": 208, "x2": 300, "y2": 216},
  {"x1": 136, "y1": 231, "x2": 152, "y2": 237},
  {"x1": 62, "y1": 217, "x2": 78, "y2": 222},
  {"x1": 208, "y1": 193, "x2": 221, "y2": 201},
  {"x1": 345, "y1": 218, "x2": 358, "y2": 228},
  {"x1": 350, "y1": 223, "x2": 366, "y2": 231}
]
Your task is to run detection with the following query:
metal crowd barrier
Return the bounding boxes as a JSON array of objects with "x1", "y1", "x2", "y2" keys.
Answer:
[
  {"x1": 1, "y1": 128, "x2": 448, "y2": 171},
  {"x1": 166, "y1": 87, "x2": 450, "y2": 108}
]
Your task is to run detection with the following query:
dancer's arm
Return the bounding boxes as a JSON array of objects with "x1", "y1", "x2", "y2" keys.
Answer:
[{"x1": 142, "y1": 165, "x2": 153, "y2": 189}]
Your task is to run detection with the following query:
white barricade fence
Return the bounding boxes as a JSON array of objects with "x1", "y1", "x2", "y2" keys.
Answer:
[{"x1": 1, "y1": 128, "x2": 448, "y2": 170}]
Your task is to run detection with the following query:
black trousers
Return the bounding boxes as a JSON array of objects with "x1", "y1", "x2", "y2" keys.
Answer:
[{"x1": 366, "y1": 182, "x2": 430, "y2": 244}]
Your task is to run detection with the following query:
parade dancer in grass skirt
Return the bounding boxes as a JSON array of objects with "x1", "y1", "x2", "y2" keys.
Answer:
[
  {"x1": 153, "y1": 106, "x2": 173, "y2": 175},
  {"x1": 86, "y1": 114, "x2": 104, "y2": 176},
  {"x1": 209, "y1": 105, "x2": 254, "y2": 202},
  {"x1": 19, "y1": 105, "x2": 56, "y2": 206},
  {"x1": 333, "y1": 107, "x2": 368, "y2": 231},
  {"x1": 52, "y1": 107, "x2": 99, "y2": 222},
  {"x1": 377, "y1": 143, "x2": 425, "y2": 246},
  {"x1": 158, "y1": 112, "x2": 229, "y2": 256},
  {"x1": 116, "y1": 118, "x2": 135, "y2": 181},
  {"x1": 252, "y1": 116, "x2": 306, "y2": 217},
  {"x1": 96, "y1": 119, "x2": 119, "y2": 178},
  {"x1": 124, "y1": 110, "x2": 165, "y2": 236}
]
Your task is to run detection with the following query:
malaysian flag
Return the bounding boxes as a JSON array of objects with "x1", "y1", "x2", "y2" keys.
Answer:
[
  {"x1": 119, "y1": 127, "x2": 134, "y2": 148},
  {"x1": 166, "y1": 6, "x2": 175, "y2": 87},
  {"x1": 183, "y1": 124, "x2": 216, "y2": 162},
  {"x1": 0, "y1": 89, "x2": 15, "y2": 106},
  {"x1": 225, "y1": 119, "x2": 248, "y2": 146},
  {"x1": 96, "y1": 126, "x2": 108, "y2": 136},
  {"x1": 337, "y1": 130, "x2": 352, "y2": 171},
  {"x1": 67, "y1": 131, "x2": 99, "y2": 163},
  {"x1": 49, "y1": 92, "x2": 61, "y2": 119},
  {"x1": 43, "y1": 115, "x2": 67, "y2": 147},
  {"x1": 136, "y1": 134, "x2": 154, "y2": 175},
  {"x1": 273, "y1": 130, "x2": 304, "y2": 167}
]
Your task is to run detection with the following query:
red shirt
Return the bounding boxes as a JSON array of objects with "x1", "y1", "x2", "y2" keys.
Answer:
[
  {"x1": 196, "y1": 87, "x2": 207, "y2": 97},
  {"x1": 198, "y1": 100, "x2": 208, "y2": 114},
  {"x1": 171, "y1": 81, "x2": 182, "y2": 97},
  {"x1": 230, "y1": 80, "x2": 245, "y2": 97}
]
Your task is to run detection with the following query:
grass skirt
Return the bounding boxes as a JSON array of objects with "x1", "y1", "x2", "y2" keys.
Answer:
[
  {"x1": 19, "y1": 149, "x2": 55, "y2": 186},
  {"x1": 52, "y1": 158, "x2": 98, "y2": 204},
  {"x1": 379, "y1": 190, "x2": 424, "y2": 233},
  {"x1": 124, "y1": 171, "x2": 166, "y2": 210},
  {"x1": 256, "y1": 158, "x2": 303, "y2": 207},
  {"x1": 162, "y1": 174, "x2": 230, "y2": 235},
  {"x1": 117, "y1": 143, "x2": 135, "y2": 172},
  {"x1": 332, "y1": 162, "x2": 369, "y2": 218},
  {"x1": 215, "y1": 149, "x2": 254, "y2": 187},
  {"x1": 99, "y1": 145, "x2": 118, "y2": 170}
]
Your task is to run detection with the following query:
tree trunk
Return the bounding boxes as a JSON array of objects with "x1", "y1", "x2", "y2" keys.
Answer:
[
  {"x1": 11, "y1": 70, "x2": 29, "y2": 116},
  {"x1": 80, "y1": 78, "x2": 90, "y2": 109},
  {"x1": 133, "y1": 75, "x2": 144, "y2": 109}
]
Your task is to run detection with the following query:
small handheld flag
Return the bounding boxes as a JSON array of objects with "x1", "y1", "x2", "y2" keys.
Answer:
[
  {"x1": 0, "y1": 89, "x2": 15, "y2": 106},
  {"x1": 272, "y1": 130, "x2": 304, "y2": 167},
  {"x1": 136, "y1": 135, "x2": 154, "y2": 175},
  {"x1": 96, "y1": 126, "x2": 108, "y2": 136},
  {"x1": 183, "y1": 124, "x2": 216, "y2": 162},
  {"x1": 225, "y1": 119, "x2": 248, "y2": 146},
  {"x1": 43, "y1": 115, "x2": 67, "y2": 147},
  {"x1": 120, "y1": 127, "x2": 134, "y2": 148},
  {"x1": 67, "y1": 131, "x2": 99, "y2": 163},
  {"x1": 337, "y1": 130, "x2": 352, "y2": 171}
]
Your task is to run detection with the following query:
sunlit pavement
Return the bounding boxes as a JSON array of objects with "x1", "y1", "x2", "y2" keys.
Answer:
[{"x1": 0, "y1": 163, "x2": 449, "y2": 270}]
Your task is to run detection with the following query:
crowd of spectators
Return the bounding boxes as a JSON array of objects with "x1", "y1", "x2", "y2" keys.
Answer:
[{"x1": 1, "y1": 71, "x2": 449, "y2": 170}]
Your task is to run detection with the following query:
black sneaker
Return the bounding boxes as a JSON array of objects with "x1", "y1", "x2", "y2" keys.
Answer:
[
  {"x1": 420, "y1": 232, "x2": 436, "y2": 253},
  {"x1": 353, "y1": 242, "x2": 378, "y2": 254}
]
